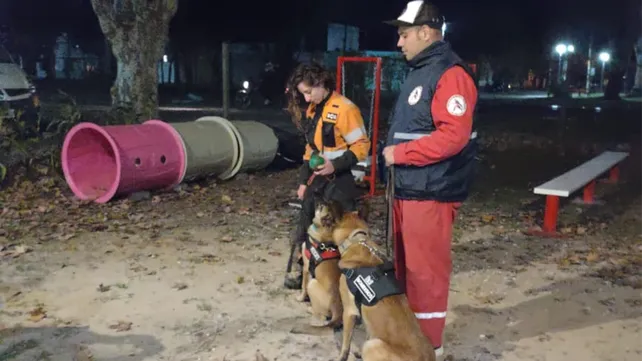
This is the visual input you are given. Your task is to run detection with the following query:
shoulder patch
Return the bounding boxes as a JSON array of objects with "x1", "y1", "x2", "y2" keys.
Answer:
[
  {"x1": 446, "y1": 94, "x2": 467, "y2": 116},
  {"x1": 326, "y1": 112, "x2": 338, "y2": 120}
]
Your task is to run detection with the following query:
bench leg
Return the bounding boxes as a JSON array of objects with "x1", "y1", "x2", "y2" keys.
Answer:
[
  {"x1": 599, "y1": 165, "x2": 620, "y2": 184},
  {"x1": 583, "y1": 180, "x2": 596, "y2": 203},
  {"x1": 542, "y1": 195, "x2": 560, "y2": 234},
  {"x1": 525, "y1": 195, "x2": 569, "y2": 237},
  {"x1": 608, "y1": 166, "x2": 619, "y2": 183}
]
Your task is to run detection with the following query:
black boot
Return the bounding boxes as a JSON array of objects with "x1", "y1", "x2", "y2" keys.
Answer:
[
  {"x1": 284, "y1": 255, "x2": 303, "y2": 289},
  {"x1": 284, "y1": 242, "x2": 303, "y2": 289},
  {"x1": 284, "y1": 270, "x2": 302, "y2": 289}
]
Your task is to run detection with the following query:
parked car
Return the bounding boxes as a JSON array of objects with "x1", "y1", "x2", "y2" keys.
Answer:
[{"x1": 0, "y1": 44, "x2": 39, "y2": 121}]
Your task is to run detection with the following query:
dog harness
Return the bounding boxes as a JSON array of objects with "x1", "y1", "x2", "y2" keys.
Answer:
[
  {"x1": 339, "y1": 230, "x2": 403, "y2": 311},
  {"x1": 304, "y1": 224, "x2": 340, "y2": 278}
]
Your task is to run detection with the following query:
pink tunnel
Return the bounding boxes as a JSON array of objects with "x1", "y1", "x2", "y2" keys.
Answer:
[{"x1": 61, "y1": 120, "x2": 186, "y2": 203}]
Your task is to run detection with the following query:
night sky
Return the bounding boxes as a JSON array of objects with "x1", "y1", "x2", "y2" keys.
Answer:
[{"x1": 2, "y1": 0, "x2": 638, "y2": 62}]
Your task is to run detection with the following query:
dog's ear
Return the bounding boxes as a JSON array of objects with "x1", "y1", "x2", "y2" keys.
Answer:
[
  {"x1": 356, "y1": 199, "x2": 370, "y2": 222},
  {"x1": 327, "y1": 200, "x2": 345, "y2": 221}
]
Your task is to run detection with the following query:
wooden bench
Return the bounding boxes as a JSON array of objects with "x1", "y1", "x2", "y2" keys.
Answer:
[{"x1": 529, "y1": 150, "x2": 629, "y2": 236}]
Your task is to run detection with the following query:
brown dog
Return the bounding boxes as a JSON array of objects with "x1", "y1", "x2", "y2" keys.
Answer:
[
  {"x1": 296, "y1": 198, "x2": 345, "y2": 327},
  {"x1": 319, "y1": 200, "x2": 436, "y2": 361}
]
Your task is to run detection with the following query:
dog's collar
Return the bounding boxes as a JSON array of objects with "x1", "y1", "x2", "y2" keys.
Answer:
[{"x1": 338, "y1": 229, "x2": 369, "y2": 255}]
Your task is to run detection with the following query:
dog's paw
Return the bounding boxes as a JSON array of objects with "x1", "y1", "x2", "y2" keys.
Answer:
[{"x1": 295, "y1": 293, "x2": 307, "y2": 302}]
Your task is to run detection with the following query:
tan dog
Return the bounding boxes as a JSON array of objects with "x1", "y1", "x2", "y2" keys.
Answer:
[
  {"x1": 319, "y1": 201, "x2": 436, "y2": 361},
  {"x1": 296, "y1": 199, "x2": 345, "y2": 327}
]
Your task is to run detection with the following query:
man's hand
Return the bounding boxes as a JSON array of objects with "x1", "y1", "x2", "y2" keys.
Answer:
[
  {"x1": 313, "y1": 155, "x2": 335, "y2": 176},
  {"x1": 383, "y1": 145, "x2": 396, "y2": 166}
]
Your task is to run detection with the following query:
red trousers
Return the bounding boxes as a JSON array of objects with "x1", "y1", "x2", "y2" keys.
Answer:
[{"x1": 392, "y1": 199, "x2": 460, "y2": 348}]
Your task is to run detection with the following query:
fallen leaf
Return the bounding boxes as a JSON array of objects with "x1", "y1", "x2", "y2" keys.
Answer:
[
  {"x1": 221, "y1": 235, "x2": 234, "y2": 243},
  {"x1": 0, "y1": 244, "x2": 31, "y2": 258},
  {"x1": 255, "y1": 351, "x2": 269, "y2": 361},
  {"x1": 28, "y1": 306, "x2": 47, "y2": 322},
  {"x1": 97, "y1": 284, "x2": 111, "y2": 293},
  {"x1": 586, "y1": 251, "x2": 600, "y2": 263},
  {"x1": 560, "y1": 227, "x2": 573, "y2": 234},
  {"x1": 173, "y1": 282, "x2": 188, "y2": 291},
  {"x1": 58, "y1": 234, "x2": 76, "y2": 241},
  {"x1": 73, "y1": 344, "x2": 94, "y2": 361},
  {"x1": 108, "y1": 320, "x2": 132, "y2": 332},
  {"x1": 481, "y1": 214, "x2": 495, "y2": 223}
]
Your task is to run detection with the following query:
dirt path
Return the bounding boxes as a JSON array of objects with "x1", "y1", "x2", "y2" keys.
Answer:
[
  {"x1": 2, "y1": 223, "x2": 640, "y2": 361},
  {"x1": 1, "y1": 149, "x2": 641, "y2": 361}
]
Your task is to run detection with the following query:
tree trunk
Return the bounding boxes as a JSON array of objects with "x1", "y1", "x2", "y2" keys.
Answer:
[
  {"x1": 604, "y1": 0, "x2": 640, "y2": 100},
  {"x1": 90, "y1": 0, "x2": 178, "y2": 122},
  {"x1": 633, "y1": 34, "x2": 642, "y2": 94}
]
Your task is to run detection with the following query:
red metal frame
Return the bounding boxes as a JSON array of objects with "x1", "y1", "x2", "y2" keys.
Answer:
[
  {"x1": 336, "y1": 56, "x2": 383, "y2": 198},
  {"x1": 526, "y1": 164, "x2": 623, "y2": 237},
  {"x1": 600, "y1": 165, "x2": 620, "y2": 184}
]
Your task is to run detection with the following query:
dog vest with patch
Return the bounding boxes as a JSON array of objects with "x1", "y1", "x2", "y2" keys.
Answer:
[
  {"x1": 304, "y1": 225, "x2": 340, "y2": 278},
  {"x1": 341, "y1": 260, "x2": 403, "y2": 310}
]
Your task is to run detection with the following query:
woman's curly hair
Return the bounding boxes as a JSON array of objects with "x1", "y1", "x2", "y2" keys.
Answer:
[{"x1": 286, "y1": 62, "x2": 335, "y2": 130}]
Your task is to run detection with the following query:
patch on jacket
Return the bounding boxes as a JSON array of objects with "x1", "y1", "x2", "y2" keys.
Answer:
[
  {"x1": 408, "y1": 86, "x2": 423, "y2": 105},
  {"x1": 326, "y1": 112, "x2": 338, "y2": 120},
  {"x1": 446, "y1": 94, "x2": 466, "y2": 116}
]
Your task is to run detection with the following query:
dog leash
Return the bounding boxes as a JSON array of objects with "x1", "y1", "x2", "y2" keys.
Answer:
[
  {"x1": 285, "y1": 172, "x2": 335, "y2": 274},
  {"x1": 384, "y1": 165, "x2": 394, "y2": 258}
]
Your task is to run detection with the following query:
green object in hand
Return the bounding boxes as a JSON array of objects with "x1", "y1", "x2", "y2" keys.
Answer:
[{"x1": 309, "y1": 152, "x2": 325, "y2": 170}]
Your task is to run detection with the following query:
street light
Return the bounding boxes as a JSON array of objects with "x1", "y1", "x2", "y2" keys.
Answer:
[
  {"x1": 598, "y1": 51, "x2": 610, "y2": 63},
  {"x1": 555, "y1": 43, "x2": 574, "y2": 83},
  {"x1": 598, "y1": 51, "x2": 611, "y2": 92},
  {"x1": 555, "y1": 44, "x2": 567, "y2": 56}
]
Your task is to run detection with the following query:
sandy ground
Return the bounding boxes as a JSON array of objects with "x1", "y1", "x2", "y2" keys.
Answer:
[{"x1": 1, "y1": 147, "x2": 641, "y2": 361}]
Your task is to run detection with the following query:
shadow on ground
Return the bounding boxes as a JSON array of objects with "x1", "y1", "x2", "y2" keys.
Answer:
[
  {"x1": 446, "y1": 276, "x2": 642, "y2": 360},
  {"x1": 0, "y1": 325, "x2": 164, "y2": 361}
]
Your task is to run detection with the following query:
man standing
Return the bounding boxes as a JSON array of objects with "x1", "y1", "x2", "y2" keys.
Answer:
[{"x1": 382, "y1": 1, "x2": 478, "y2": 357}]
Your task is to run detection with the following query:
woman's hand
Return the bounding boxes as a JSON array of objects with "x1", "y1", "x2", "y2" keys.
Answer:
[
  {"x1": 297, "y1": 184, "x2": 307, "y2": 200},
  {"x1": 313, "y1": 155, "x2": 335, "y2": 176}
]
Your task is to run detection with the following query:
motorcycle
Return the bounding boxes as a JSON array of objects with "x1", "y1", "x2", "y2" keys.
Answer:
[
  {"x1": 234, "y1": 80, "x2": 253, "y2": 109},
  {"x1": 235, "y1": 78, "x2": 293, "y2": 110}
]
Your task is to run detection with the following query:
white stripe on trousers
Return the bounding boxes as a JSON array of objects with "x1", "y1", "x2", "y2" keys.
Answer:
[{"x1": 415, "y1": 312, "x2": 447, "y2": 319}]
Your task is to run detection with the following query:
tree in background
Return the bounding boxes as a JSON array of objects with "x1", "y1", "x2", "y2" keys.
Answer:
[
  {"x1": 90, "y1": 0, "x2": 178, "y2": 121},
  {"x1": 633, "y1": 36, "x2": 642, "y2": 93},
  {"x1": 600, "y1": 0, "x2": 639, "y2": 99}
]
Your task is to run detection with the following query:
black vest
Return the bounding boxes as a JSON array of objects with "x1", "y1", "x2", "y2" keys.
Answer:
[{"x1": 386, "y1": 41, "x2": 478, "y2": 202}]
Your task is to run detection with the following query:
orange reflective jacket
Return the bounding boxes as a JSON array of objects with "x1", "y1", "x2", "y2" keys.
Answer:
[{"x1": 302, "y1": 91, "x2": 371, "y2": 164}]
